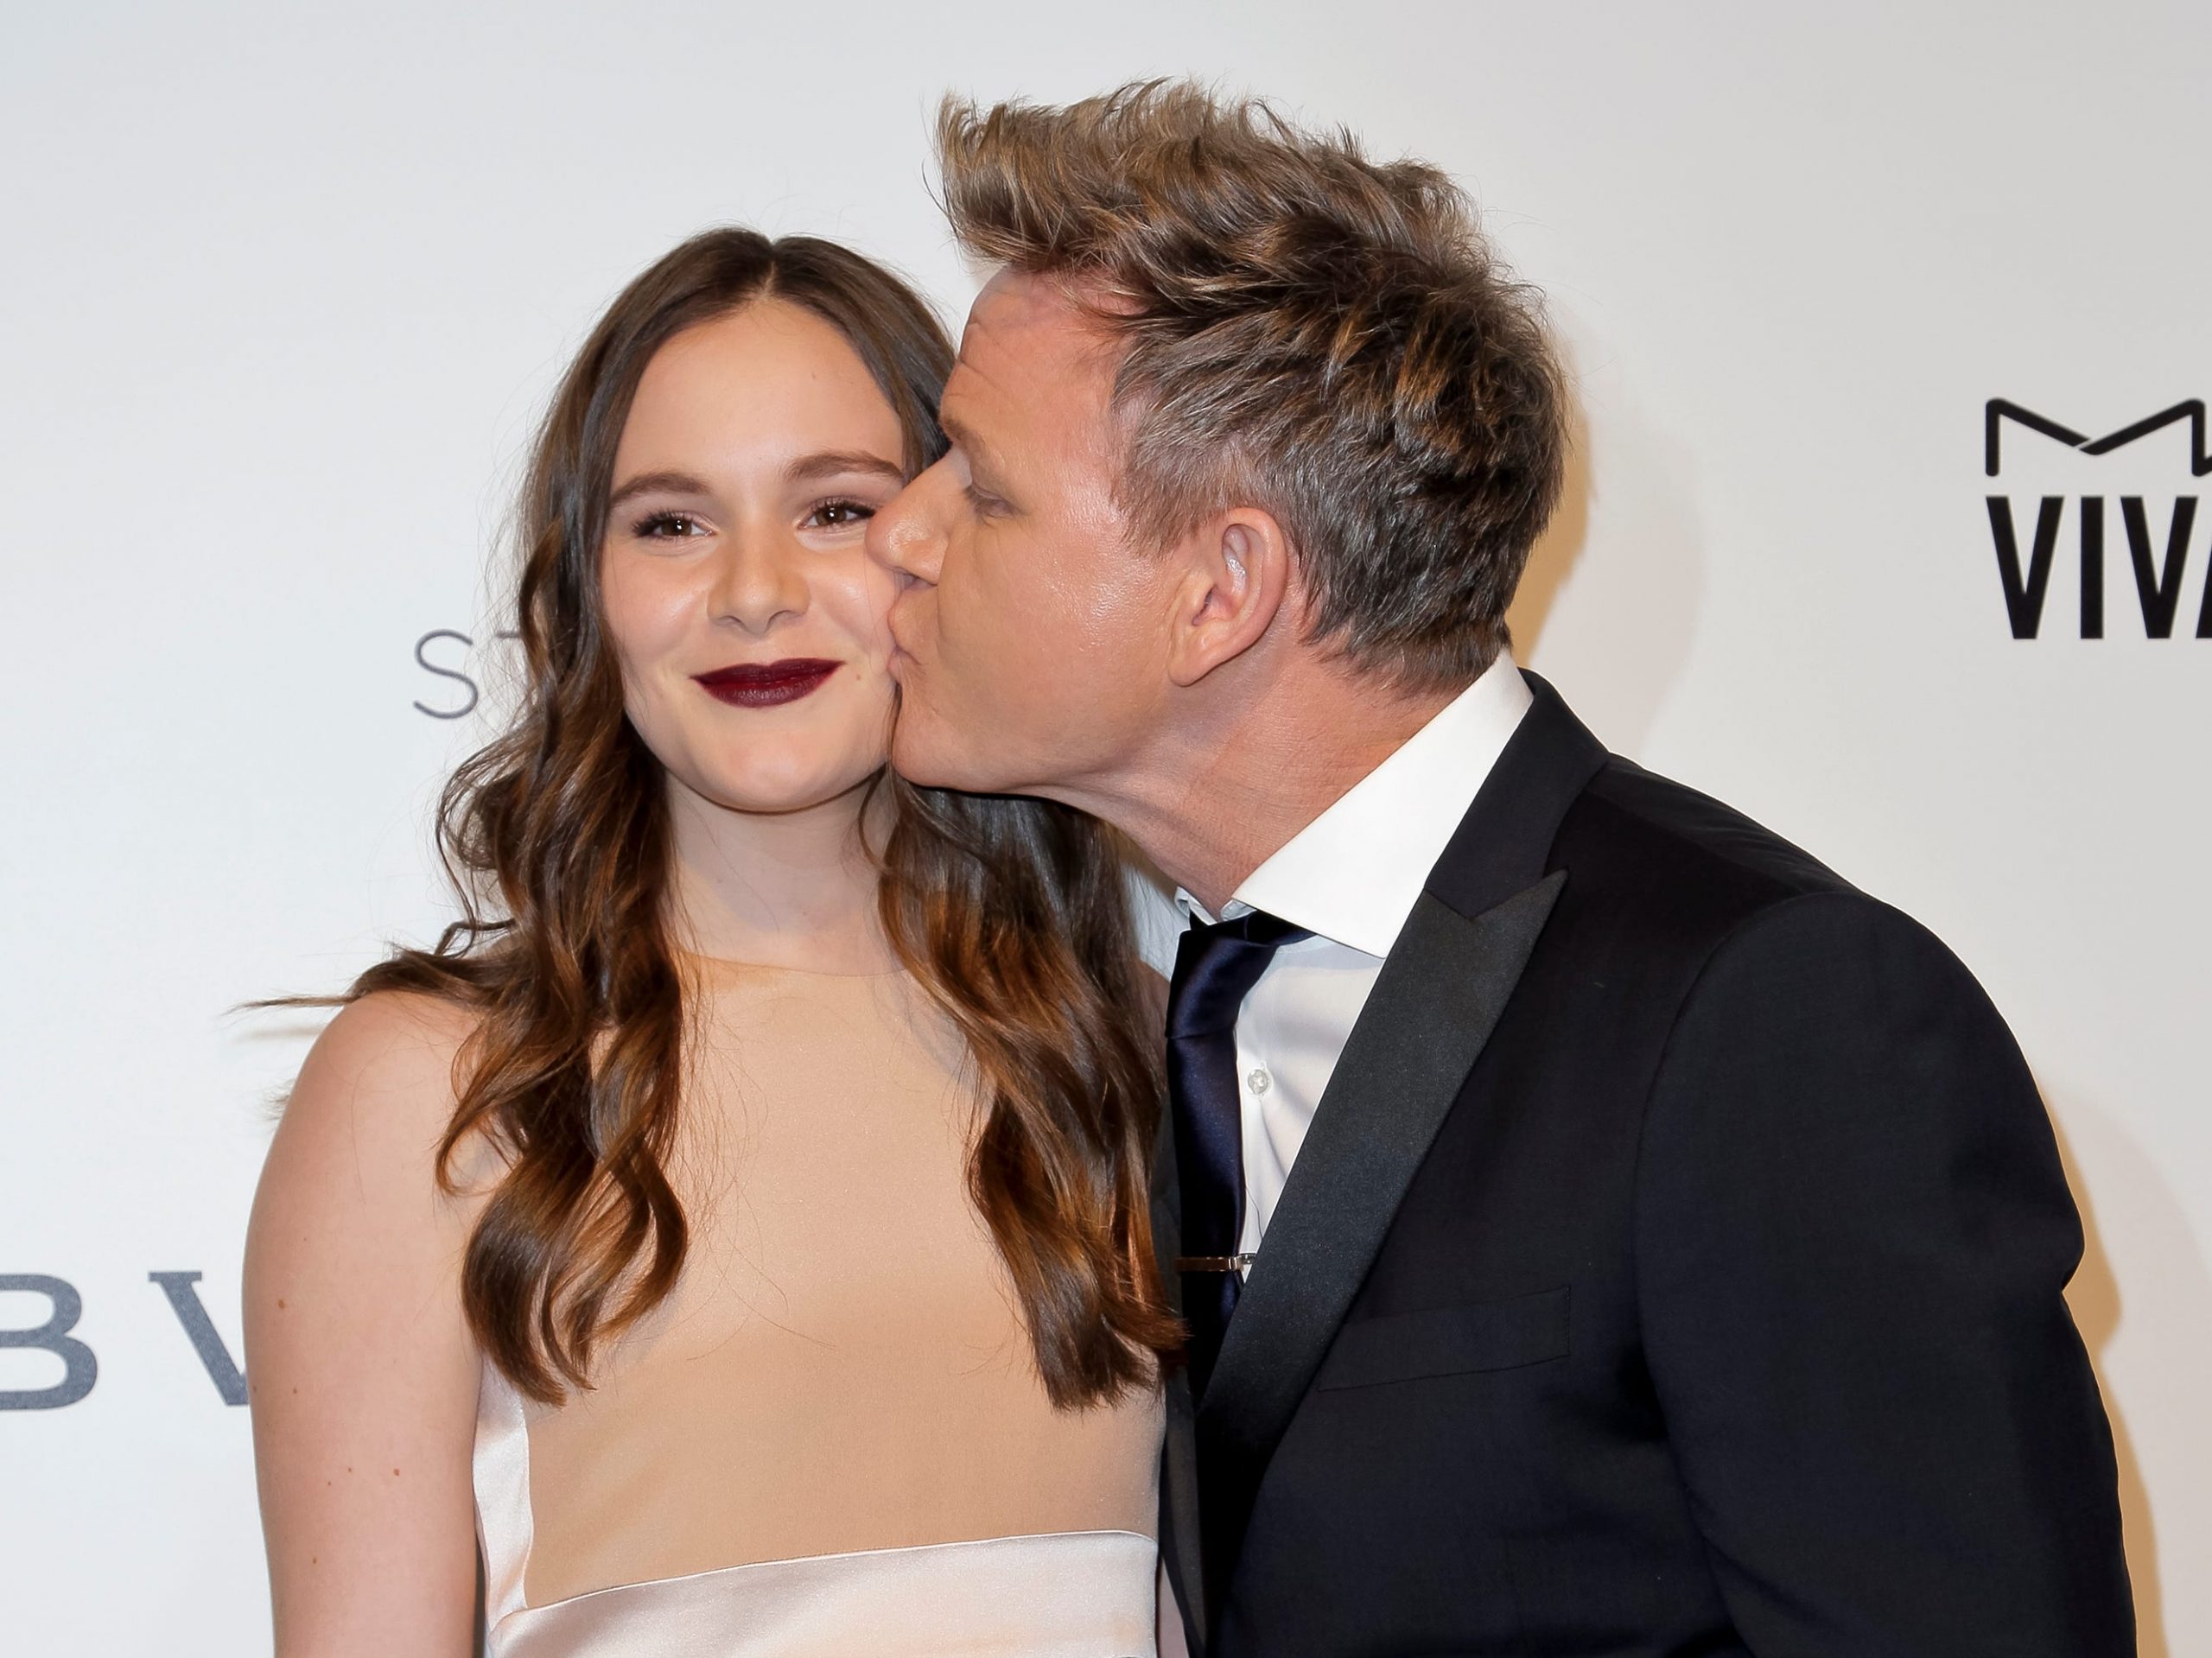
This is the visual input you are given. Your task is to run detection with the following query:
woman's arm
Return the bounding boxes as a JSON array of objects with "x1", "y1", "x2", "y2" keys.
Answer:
[{"x1": 244, "y1": 992, "x2": 486, "y2": 1656}]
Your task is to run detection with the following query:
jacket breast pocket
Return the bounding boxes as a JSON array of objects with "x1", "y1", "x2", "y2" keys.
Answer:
[{"x1": 1313, "y1": 1286, "x2": 1571, "y2": 1391}]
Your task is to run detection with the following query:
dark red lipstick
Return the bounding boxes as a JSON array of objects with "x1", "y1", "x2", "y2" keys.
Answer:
[{"x1": 692, "y1": 657, "x2": 841, "y2": 708}]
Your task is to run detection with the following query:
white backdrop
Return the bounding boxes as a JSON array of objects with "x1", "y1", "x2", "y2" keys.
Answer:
[{"x1": 3, "y1": 3, "x2": 2205, "y2": 1651}]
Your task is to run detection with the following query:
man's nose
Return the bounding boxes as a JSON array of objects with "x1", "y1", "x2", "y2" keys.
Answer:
[{"x1": 868, "y1": 467, "x2": 946, "y2": 588}]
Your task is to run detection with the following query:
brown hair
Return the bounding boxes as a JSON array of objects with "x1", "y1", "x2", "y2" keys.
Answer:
[
  {"x1": 342, "y1": 228, "x2": 1175, "y2": 1407},
  {"x1": 937, "y1": 80, "x2": 1567, "y2": 689}
]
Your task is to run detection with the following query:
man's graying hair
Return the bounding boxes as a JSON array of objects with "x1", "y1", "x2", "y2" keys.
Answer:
[{"x1": 936, "y1": 80, "x2": 1567, "y2": 689}]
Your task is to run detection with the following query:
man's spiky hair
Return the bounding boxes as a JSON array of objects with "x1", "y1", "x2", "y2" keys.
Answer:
[{"x1": 938, "y1": 79, "x2": 1566, "y2": 686}]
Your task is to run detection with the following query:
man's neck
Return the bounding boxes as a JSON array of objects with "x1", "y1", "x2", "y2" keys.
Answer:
[{"x1": 1077, "y1": 656, "x2": 1464, "y2": 918}]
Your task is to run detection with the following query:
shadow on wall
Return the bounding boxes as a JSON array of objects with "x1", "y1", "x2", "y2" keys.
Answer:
[
  {"x1": 1503, "y1": 371, "x2": 1707, "y2": 759},
  {"x1": 1504, "y1": 390, "x2": 1592, "y2": 663},
  {"x1": 2043, "y1": 1090, "x2": 2206, "y2": 1658}
]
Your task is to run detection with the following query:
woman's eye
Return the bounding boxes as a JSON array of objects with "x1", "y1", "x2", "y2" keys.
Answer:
[
  {"x1": 633, "y1": 511, "x2": 709, "y2": 539},
  {"x1": 804, "y1": 499, "x2": 876, "y2": 530}
]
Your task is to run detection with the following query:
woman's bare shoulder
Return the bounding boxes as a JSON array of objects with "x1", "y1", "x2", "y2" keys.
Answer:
[
  {"x1": 268, "y1": 989, "x2": 487, "y2": 1210},
  {"x1": 245, "y1": 989, "x2": 488, "y2": 1653},
  {"x1": 303, "y1": 988, "x2": 478, "y2": 1095}
]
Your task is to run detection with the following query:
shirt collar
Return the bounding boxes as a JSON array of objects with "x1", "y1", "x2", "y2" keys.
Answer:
[{"x1": 1175, "y1": 651, "x2": 1532, "y2": 958}]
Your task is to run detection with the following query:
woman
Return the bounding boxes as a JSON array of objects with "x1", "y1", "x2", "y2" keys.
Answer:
[{"x1": 243, "y1": 230, "x2": 1176, "y2": 1656}]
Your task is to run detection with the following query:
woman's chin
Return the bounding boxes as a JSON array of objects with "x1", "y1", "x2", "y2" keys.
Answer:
[{"x1": 683, "y1": 758, "x2": 887, "y2": 819}]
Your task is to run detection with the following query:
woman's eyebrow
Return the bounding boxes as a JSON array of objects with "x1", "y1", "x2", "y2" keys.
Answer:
[
  {"x1": 607, "y1": 469, "x2": 713, "y2": 509},
  {"x1": 786, "y1": 450, "x2": 907, "y2": 486}
]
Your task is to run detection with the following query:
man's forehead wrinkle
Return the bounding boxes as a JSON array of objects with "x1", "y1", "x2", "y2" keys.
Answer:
[
  {"x1": 942, "y1": 355, "x2": 1013, "y2": 460},
  {"x1": 976, "y1": 267, "x2": 1125, "y2": 354},
  {"x1": 942, "y1": 273, "x2": 1134, "y2": 500},
  {"x1": 978, "y1": 264, "x2": 1081, "y2": 327},
  {"x1": 953, "y1": 294, "x2": 1028, "y2": 393},
  {"x1": 957, "y1": 304, "x2": 1081, "y2": 422}
]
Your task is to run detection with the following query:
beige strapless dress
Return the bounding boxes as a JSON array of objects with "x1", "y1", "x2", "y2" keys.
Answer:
[{"x1": 473, "y1": 959, "x2": 1163, "y2": 1657}]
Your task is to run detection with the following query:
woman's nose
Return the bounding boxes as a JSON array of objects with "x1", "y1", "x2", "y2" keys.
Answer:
[{"x1": 710, "y1": 531, "x2": 809, "y2": 635}]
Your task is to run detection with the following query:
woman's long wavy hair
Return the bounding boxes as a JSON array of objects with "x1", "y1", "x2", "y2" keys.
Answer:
[{"x1": 343, "y1": 229, "x2": 1178, "y2": 1408}]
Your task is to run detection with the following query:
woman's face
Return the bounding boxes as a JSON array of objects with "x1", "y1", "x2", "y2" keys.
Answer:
[{"x1": 601, "y1": 299, "x2": 911, "y2": 817}]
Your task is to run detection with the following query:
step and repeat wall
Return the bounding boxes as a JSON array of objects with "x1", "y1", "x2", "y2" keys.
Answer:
[{"x1": 4, "y1": 3, "x2": 2205, "y2": 1650}]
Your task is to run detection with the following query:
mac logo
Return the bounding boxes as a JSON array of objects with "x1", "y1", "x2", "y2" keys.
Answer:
[
  {"x1": 1984, "y1": 399, "x2": 2212, "y2": 640},
  {"x1": 1985, "y1": 398, "x2": 2212, "y2": 479}
]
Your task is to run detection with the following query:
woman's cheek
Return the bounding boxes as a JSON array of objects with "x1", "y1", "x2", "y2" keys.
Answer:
[
  {"x1": 601, "y1": 558, "x2": 657, "y2": 666},
  {"x1": 819, "y1": 550, "x2": 901, "y2": 667},
  {"x1": 601, "y1": 561, "x2": 696, "y2": 745}
]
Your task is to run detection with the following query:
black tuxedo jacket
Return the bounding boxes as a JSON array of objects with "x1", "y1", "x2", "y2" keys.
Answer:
[{"x1": 1154, "y1": 676, "x2": 2133, "y2": 1656}]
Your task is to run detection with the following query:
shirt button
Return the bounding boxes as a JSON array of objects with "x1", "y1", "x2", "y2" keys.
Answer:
[{"x1": 1247, "y1": 1068, "x2": 1272, "y2": 1096}]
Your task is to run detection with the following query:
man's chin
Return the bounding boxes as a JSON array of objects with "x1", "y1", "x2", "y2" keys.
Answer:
[{"x1": 887, "y1": 710, "x2": 986, "y2": 792}]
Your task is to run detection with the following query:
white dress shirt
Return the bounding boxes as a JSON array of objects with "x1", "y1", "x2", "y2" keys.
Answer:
[{"x1": 1174, "y1": 652, "x2": 1533, "y2": 1262}]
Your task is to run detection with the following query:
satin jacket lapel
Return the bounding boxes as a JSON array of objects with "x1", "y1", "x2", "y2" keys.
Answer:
[
  {"x1": 1193, "y1": 870, "x2": 1567, "y2": 1629},
  {"x1": 1150, "y1": 1087, "x2": 1208, "y2": 1651}
]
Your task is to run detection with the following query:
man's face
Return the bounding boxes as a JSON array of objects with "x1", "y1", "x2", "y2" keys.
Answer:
[{"x1": 867, "y1": 270, "x2": 1179, "y2": 800}]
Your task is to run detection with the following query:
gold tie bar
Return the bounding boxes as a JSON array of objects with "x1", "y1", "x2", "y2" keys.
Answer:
[{"x1": 1175, "y1": 1254, "x2": 1257, "y2": 1273}]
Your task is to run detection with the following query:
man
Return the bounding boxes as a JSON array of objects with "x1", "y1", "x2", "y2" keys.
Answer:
[{"x1": 867, "y1": 82, "x2": 2134, "y2": 1656}]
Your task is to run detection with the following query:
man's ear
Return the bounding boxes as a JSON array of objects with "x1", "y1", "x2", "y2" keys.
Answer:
[{"x1": 1165, "y1": 508, "x2": 1294, "y2": 689}]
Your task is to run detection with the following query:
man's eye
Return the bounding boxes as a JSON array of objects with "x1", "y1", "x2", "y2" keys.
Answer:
[
  {"x1": 633, "y1": 511, "x2": 709, "y2": 539},
  {"x1": 964, "y1": 483, "x2": 1007, "y2": 518},
  {"x1": 804, "y1": 499, "x2": 876, "y2": 530}
]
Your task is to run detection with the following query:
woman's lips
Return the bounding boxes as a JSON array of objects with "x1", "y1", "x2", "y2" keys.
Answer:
[{"x1": 691, "y1": 658, "x2": 841, "y2": 708}]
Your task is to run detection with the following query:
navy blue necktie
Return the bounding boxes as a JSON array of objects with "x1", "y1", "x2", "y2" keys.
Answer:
[{"x1": 1168, "y1": 909, "x2": 1311, "y2": 1399}]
